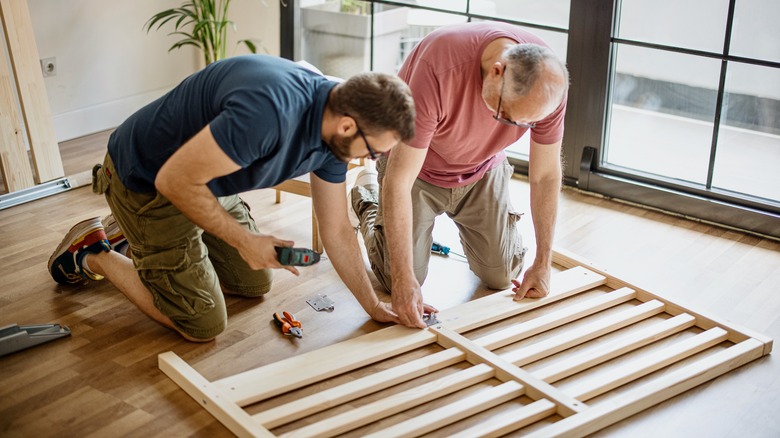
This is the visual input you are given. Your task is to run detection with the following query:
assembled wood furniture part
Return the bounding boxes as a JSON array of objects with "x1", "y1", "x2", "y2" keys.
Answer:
[
  {"x1": 0, "y1": 0, "x2": 64, "y2": 193},
  {"x1": 159, "y1": 248, "x2": 773, "y2": 437}
]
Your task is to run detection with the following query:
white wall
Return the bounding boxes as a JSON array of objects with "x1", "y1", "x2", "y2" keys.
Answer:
[{"x1": 28, "y1": 0, "x2": 279, "y2": 142}]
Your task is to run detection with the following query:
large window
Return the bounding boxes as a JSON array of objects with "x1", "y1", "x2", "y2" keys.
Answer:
[{"x1": 282, "y1": 0, "x2": 780, "y2": 238}]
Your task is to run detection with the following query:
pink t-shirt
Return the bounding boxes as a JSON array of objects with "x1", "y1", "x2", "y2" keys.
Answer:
[{"x1": 398, "y1": 22, "x2": 567, "y2": 188}]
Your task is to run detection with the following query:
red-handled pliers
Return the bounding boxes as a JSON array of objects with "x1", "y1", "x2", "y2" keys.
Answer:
[{"x1": 273, "y1": 311, "x2": 303, "y2": 338}]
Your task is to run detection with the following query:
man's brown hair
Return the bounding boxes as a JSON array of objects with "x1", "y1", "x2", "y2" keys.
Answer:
[{"x1": 329, "y1": 72, "x2": 416, "y2": 143}]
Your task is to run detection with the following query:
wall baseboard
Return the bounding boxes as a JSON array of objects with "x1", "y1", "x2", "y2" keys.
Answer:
[{"x1": 52, "y1": 87, "x2": 172, "y2": 142}]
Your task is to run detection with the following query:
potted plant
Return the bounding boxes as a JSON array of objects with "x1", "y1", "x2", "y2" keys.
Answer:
[
  {"x1": 300, "y1": 0, "x2": 409, "y2": 77},
  {"x1": 145, "y1": 0, "x2": 263, "y2": 65}
]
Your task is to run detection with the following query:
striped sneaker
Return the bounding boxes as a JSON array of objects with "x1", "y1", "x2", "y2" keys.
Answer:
[
  {"x1": 48, "y1": 217, "x2": 111, "y2": 285},
  {"x1": 101, "y1": 214, "x2": 126, "y2": 249}
]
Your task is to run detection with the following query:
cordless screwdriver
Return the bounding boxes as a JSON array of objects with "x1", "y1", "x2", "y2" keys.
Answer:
[
  {"x1": 276, "y1": 247, "x2": 321, "y2": 266},
  {"x1": 431, "y1": 241, "x2": 465, "y2": 258}
]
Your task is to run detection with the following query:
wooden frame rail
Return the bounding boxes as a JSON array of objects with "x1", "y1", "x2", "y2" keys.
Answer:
[
  {"x1": 159, "y1": 249, "x2": 772, "y2": 437},
  {"x1": 0, "y1": 0, "x2": 63, "y2": 193}
]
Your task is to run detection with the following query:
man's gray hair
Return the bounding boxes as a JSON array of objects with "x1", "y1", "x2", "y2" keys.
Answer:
[{"x1": 504, "y1": 44, "x2": 569, "y2": 105}]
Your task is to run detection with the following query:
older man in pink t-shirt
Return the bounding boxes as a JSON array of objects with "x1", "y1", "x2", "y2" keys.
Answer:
[{"x1": 351, "y1": 21, "x2": 569, "y2": 329}]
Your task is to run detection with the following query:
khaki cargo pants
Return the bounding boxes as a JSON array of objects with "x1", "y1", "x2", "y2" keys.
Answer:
[
  {"x1": 362, "y1": 158, "x2": 526, "y2": 291},
  {"x1": 93, "y1": 153, "x2": 272, "y2": 339}
]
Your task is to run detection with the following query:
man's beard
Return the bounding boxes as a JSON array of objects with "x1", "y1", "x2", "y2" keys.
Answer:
[{"x1": 325, "y1": 133, "x2": 358, "y2": 163}]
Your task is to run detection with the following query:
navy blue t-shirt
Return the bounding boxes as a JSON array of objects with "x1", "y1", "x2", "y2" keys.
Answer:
[{"x1": 107, "y1": 55, "x2": 347, "y2": 196}]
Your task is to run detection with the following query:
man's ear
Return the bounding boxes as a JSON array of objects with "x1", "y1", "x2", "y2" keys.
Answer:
[
  {"x1": 338, "y1": 115, "x2": 357, "y2": 136},
  {"x1": 492, "y1": 61, "x2": 504, "y2": 78}
]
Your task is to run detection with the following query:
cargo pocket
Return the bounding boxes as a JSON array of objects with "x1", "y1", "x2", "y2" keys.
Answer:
[
  {"x1": 92, "y1": 164, "x2": 110, "y2": 195},
  {"x1": 133, "y1": 245, "x2": 216, "y2": 319},
  {"x1": 507, "y1": 210, "x2": 527, "y2": 275}
]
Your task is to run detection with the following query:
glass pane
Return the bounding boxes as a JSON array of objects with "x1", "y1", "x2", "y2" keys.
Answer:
[
  {"x1": 617, "y1": 0, "x2": 729, "y2": 53},
  {"x1": 730, "y1": 0, "x2": 780, "y2": 63},
  {"x1": 301, "y1": 1, "x2": 416, "y2": 78},
  {"x1": 381, "y1": 0, "x2": 469, "y2": 13},
  {"x1": 605, "y1": 45, "x2": 722, "y2": 185},
  {"x1": 712, "y1": 62, "x2": 780, "y2": 202},
  {"x1": 484, "y1": 0, "x2": 570, "y2": 29}
]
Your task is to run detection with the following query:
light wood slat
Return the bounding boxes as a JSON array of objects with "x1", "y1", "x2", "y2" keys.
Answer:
[
  {"x1": 439, "y1": 266, "x2": 606, "y2": 333},
  {"x1": 535, "y1": 313, "x2": 697, "y2": 383},
  {"x1": 444, "y1": 315, "x2": 699, "y2": 438},
  {"x1": 501, "y1": 300, "x2": 666, "y2": 366},
  {"x1": 0, "y1": 39, "x2": 34, "y2": 192},
  {"x1": 157, "y1": 352, "x2": 273, "y2": 438},
  {"x1": 431, "y1": 326, "x2": 586, "y2": 417},
  {"x1": 215, "y1": 327, "x2": 436, "y2": 406},
  {"x1": 253, "y1": 347, "x2": 465, "y2": 429},
  {"x1": 215, "y1": 266, "x2": 600, "y2": 406},
  {"x1": 553, "y1": 247, "x2": 774, "y2": 354},
  {"x1": 474, "y1": 287, "x2": 637, "y2": 351},
  {"x1": 567, "y1": 327, "x2": 729, "y2": 401},
  {"x1": 364, "y1": 380, "x2": 525, "y2": 438},
  {"x1": 254, "y1": 272, "x2": 617, "y2": 429},
  {"x1": 448, "y1": 399, "x2": 558, "y2": 438},
  {"x1": 524, "y1": 339, "x2": 765, "y2": 438},
  {"x1": 280, "y1": 364, "x2": 495, "y2": 438},
  {"x1": 0, "y1": 0, "x2": 63, "y2": 182}
]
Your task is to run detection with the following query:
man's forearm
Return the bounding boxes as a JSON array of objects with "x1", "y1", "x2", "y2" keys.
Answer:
[
  {"x1": 159, "y1": 180, "x2": 247, "y2": 248},
  {"x1": 321, "y1": 224, "x2": 381, "y2": 313},
  {"x1": 529, "y1": 175, "x2": 560, "y2": 266},
  {"x1": 383, "y1": 184, "x2": 416, "y2": 280}
]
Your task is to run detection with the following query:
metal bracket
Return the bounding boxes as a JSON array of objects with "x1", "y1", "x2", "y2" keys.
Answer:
[
  {"x1": 0, "y1": 323, "x2": 71, "y2": 357},
  {"x1": 423, "y1": 313, "x2": 440, "y2": 327},
  {"x1": 306, "y1": 294, "x2": 335, "y2": 312}
]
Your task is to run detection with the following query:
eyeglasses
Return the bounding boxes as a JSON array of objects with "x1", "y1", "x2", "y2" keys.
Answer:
[
  {"x1": 356, "y1": 124, "x2": 380, "y2": 160},
  {"x1": 493, "y1": 67, "x2": 537, "y2": 129}
]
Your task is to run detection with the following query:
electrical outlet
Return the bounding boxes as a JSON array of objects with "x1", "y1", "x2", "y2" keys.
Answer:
[{"x1": 40, "y1": 57, "x2": 57, "y2": 77}]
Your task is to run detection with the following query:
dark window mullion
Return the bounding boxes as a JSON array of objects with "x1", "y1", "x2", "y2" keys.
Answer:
[{"x1": 705, "y1": 0, "x2": 738, "y2": 189}]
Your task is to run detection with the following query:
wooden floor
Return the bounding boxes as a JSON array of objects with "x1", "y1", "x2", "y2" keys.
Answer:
[{"x1": 0, "y1": 132, "x2": 778, "y2": 437}]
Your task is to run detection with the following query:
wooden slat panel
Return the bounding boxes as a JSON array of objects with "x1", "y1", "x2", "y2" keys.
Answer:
[
  {"x1": 0, "y1": 37, "x2": 34, "y2": 192},
  {"x1": 474, "y1": 287, "x2": 637, "y2": 351},
  {"x1": 432, "y1": 326, "x2": 586, "y2": 417},
  {"x1": 364, "y1": 380, "x2": 525, "y2": 438},
  {"x1": 449, "y1": 399, "x2": 557, "y2": 438},
  {"x1": 215, "y1": 328, "x2": 437, "y2": 406},
  {"x1": 501, "y1": 300, "x2": 666, "y2": 366},
  {"x1": 525, "y1": 339, "x2": 765, "y2": 438},
  {"x1": 280, "y1": 364, "x2": 495, "y2": 438},
  {"x1": 553, "y1": 247, "x2": 774, "y2": 354},
  {"x1": 439, "y1": 266, "x2": 607, "y2": 333},
  {"x1": 253, "y1": 347, "x2": 465, "y2": 429},
  {"x1": 0, "y1": 0, "x2": 63, "y2": 183},
  {"x1": 567, "y1": 327, "x2": 729, "y2": 401},
  {"x1": 535, "y1": 313, "x2": 697, "y2": 383},
  {"x1": 157, "y1": 352, "x2": 273, "y2": 438},
  {"x1": 215, "y1": 266, "x2": 601, "y2": 406}
]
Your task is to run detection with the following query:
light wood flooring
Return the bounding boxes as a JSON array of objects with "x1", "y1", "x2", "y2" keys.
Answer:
[{"x1": 0, "y1": 132, "x2": 778, "y2": 437}]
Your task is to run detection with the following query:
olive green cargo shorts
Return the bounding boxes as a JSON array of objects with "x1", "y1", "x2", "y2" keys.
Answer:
[{"x1": 93, "y1": 153, "x2": 272, "y2": 339}]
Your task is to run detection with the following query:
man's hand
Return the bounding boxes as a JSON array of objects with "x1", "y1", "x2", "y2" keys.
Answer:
[
  {"x1": 512, "y1": 262, "x2": 551, "y2": 301},
  {"x1": 236, "y1": 233, "x2": 300, "y2": 275},
  {"x1": 367, "y1": 302, "x2": 401, "y2": 324},
  {"x1": 390, "y1": 276, "x2": 439, "y2": 328}
]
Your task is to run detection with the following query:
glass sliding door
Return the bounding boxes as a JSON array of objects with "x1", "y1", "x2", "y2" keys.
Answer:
[
  {"x1": 283, "y1": 0, "x2": 780, "y2": 238},
  {"x1": 589, "y1": 0, "x2": 780, "y2": 237}
]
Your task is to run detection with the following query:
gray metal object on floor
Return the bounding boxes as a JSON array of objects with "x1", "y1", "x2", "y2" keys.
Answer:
[{"x1": 0, "y1": 323, "x2": 71, "y2": 357}]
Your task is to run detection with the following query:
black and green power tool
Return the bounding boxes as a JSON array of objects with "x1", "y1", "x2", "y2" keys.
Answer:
[{"x1": 275, "y1": 247, "x2": 321, "y2": 266}]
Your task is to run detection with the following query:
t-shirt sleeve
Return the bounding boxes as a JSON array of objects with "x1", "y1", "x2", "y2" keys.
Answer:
[
  {"x1": 314, "y1": 158, "x2": 348, "y2": 184},
  {"x1": 530, "y1": 93, "x2": 567, "y2": 145},
  {"x1": 209, "y1": 93, "x2": 280, "y2": 167},
  {"x1": 400, "y1": 60, "x2": 439, "y2": 150}
]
